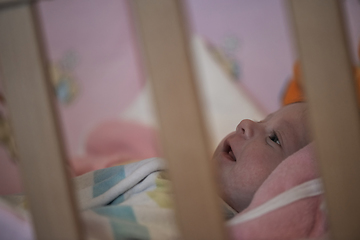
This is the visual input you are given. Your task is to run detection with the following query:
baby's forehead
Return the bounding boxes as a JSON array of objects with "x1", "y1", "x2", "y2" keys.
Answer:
[{"x1": 272, "y1": 103, "x2": 307, "y2": 120}]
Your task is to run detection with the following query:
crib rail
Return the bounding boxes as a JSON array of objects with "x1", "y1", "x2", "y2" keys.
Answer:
[
  {"x1": 0, "y1": 3, "x2": 83, "y2": 240},
  {"x1": 290, "y1": 0, "x2": 360, "y2": 239}
]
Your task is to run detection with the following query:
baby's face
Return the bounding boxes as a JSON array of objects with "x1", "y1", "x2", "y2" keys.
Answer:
[{"x1": 213, "y1": 102, "x2": 309, "y2": 212}]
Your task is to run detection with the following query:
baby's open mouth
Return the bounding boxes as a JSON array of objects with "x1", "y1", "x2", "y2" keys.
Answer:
[{"x1": 224, "y1": 141, "x2": 236, "y2": 162}]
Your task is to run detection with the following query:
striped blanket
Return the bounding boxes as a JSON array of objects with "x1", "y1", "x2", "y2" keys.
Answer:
[
  {"x1": 0, "y1": 158, "x2": 180, "y2": 240},
  {"x1": 79, "y1": 157, "x2": 179, "y2": 239}
]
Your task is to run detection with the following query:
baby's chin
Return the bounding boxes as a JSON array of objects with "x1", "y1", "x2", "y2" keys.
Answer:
[
  {"x1": 221, "y1": 194, "x2": 243, "y2": 213},
  {"x1": 219, "y1": 182, "x2": 258, "y2": 213},
  {"x1": 225, "y1": 196, "x2": 253, "y2": 213}
]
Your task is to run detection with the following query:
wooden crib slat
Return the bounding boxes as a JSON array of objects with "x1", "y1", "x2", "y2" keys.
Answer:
[
  {"x1": 0, "y1": 0, "x2": 26, "y2": 6},
  {"x1": 289, "y1": 0, "x2": 360, "y2": 239},
  {"x1": 131, "y1": 1, "x2": 227, "y2": 239},
  {"x1": 0, "y1": 4, "x2": 83, "y2": 240}
]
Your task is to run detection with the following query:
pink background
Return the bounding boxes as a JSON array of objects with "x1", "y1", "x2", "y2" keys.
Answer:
[{"x1": 38, "y1": 0, "x2": 144, "y2": 156}]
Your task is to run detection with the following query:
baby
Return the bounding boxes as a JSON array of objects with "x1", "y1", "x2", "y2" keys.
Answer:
[{"x1": 213, "y1": 102, "x2": 310, "y2": 213}]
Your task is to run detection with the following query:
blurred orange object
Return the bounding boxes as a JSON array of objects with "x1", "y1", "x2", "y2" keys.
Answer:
[
  {"x1": 282, "y1": 40, "x2": 360, "y2": 106},
  {"x1": 282, "y1": 62, "x2": 304, "y2": 105}
]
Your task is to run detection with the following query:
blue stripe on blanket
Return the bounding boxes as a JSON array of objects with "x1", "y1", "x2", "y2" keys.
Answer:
[
  {"x1": 93, "y1": 165, "x2": 126, "y2": 198},
  {"x1": 93, "y1": 206, "x2": 149, "y2": 240}
]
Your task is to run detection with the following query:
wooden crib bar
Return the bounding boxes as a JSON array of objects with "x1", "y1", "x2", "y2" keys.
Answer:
[
  {"x1": 0, "y1": 0, "x2": 29, "y2": 7},
  {"x1": 131, "y1": 1, "x2": 227, "y2": 239},
  {"x1": 290, "y1": 0, "x2": 360, "y2": 239},
  {"x1": 0, "y1": 3, "x2": 83, "y2": 240}
]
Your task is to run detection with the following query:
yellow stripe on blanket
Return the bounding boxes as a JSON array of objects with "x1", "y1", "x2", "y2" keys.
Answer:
[{"x1": 147, "y1": 172, "x2": 173, "y2": 209}]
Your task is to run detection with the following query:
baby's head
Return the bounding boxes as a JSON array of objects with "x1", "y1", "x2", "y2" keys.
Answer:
[{"x1": 213, "y1": 102, "x2": 310, "y2": 212}]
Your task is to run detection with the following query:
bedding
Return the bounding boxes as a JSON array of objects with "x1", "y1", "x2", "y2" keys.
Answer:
[
  {"x1": 78, "y1": 157, "x2": 178, "y2": 239},
  {"x1": 1, "y1": 157, "x2": 178, "y2": 240},
  {"x1": 72, "y1": 120, "x2": 159, "y2": 176},
  {"x1": 0, "y1": 144, "x2": 327, "y2": 240}
]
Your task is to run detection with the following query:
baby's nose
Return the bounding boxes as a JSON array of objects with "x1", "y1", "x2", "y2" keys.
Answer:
[{"x1": 236, "y1": 119, "x2": 257, "y2": 139}]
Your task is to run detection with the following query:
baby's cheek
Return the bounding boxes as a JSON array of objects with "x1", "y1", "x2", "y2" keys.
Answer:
[
  {"x1": 238, "y1": 154, "x2": 278, "y2": 190},
  {"x1": 240, "y1": 166, "x2": 267, "y2": 192}
]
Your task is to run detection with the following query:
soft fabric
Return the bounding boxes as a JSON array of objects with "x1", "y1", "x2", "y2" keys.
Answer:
[
  {"x1": 0, "y1": 144, "x2": 327, "y2": 240},
  {"x1": 71, "y1": 120, "x2": 160, "y2": 176},
  {"x1": 229, "y1": 143, "x2": 328, "y2": 240},
  {"x1": 1, "y1": 157, "x2": 179, "y2": 240},
  {"x1": 0, "y1": 196, "x2": 33, "y2": 240},
  {"x1": 78, "y1": 157, "x2": 180, "y2": 239}
]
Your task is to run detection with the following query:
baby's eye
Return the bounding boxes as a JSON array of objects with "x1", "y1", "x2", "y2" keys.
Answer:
[{"x1": 269, "y1": 132, "x2": 281, "y2": 146}]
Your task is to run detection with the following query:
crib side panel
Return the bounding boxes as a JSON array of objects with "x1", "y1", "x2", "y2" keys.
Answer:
[
  {"x1": 290, "y1": 0, "x2": 360, "y2": 239},
  {"x1": 0, "y1": 4, "x2": 83, "y2": 240}
]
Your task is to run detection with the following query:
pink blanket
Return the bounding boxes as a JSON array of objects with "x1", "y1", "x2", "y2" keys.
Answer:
[
  {"x1": 71, "y1": 120, "x2": 160, "y2": 176},
  {"x1": 229, "y1": 143, "x2": 327, "y2": 240}
]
